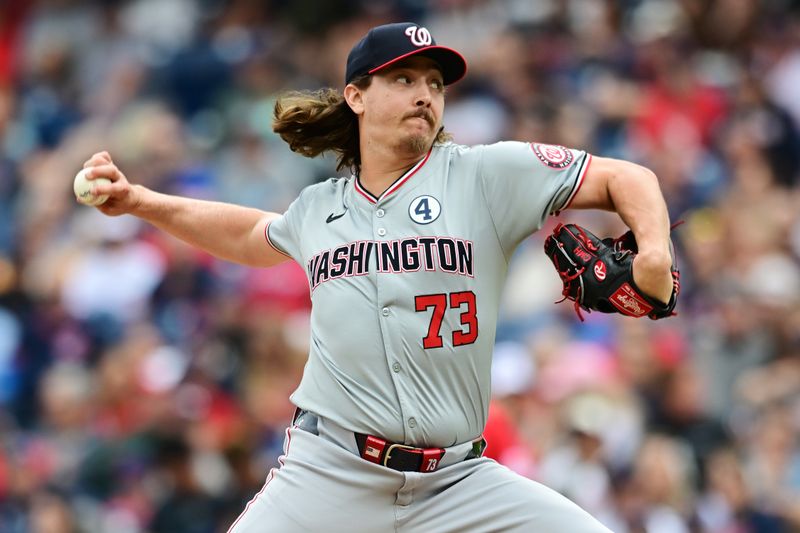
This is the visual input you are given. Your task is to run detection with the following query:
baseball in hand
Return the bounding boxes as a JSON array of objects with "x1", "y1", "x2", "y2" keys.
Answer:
[{"x1": 74, "y1": 168, "x2": 111, "y2": 206}]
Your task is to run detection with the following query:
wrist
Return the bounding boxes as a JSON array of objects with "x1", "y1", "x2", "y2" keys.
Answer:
[
  {"x1": 129, "y1": 184, "x2": 152, "y2": 216},
  {"x1": 635, "y1": 248, "x2": 673, "y2": 272},
  {"x1": 632, "y1": 251, "x2": 674, "y2": 304}
]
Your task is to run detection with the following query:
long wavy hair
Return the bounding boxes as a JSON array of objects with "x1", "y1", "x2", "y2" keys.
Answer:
[{"x1": 272, "y1": 75, "x2": 450, "y2": 173}]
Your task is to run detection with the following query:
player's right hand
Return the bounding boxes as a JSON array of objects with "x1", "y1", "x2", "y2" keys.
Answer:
[{"x1": 81, "y1": 151, "x2": 143, "y2": 216}]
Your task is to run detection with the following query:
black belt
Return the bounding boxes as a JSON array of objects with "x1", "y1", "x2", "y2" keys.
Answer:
[{"x1": 293, "y1": 410, "x2": 485, "y2": 473}]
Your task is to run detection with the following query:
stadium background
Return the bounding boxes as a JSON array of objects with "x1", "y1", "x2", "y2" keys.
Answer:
[{"x1": 0, "y1": 0, "x2": 799, "y2": 531}]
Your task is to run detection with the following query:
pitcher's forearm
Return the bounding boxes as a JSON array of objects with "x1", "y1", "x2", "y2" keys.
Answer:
[
  {"x1": 606, "y1": 167, "x2": 671, "y2": 257},
  {"x1": 131, "y1": 185, "x2": 283, "y2": 267},
  {"x1": 605, "y1": 165, "x2": 674, "y2": 303},
  {"x1": 79, "y1": 152, "x2": 288, "y2": 268}
]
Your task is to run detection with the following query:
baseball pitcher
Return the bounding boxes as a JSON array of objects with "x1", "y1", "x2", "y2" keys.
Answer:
[{"x1": 79, "y1": 22, "x2": 677, "y2": 533}]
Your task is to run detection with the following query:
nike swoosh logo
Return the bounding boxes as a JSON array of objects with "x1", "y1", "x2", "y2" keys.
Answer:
[{"x1": 326, "y1": 208, "x2": 348, "y2": 223}]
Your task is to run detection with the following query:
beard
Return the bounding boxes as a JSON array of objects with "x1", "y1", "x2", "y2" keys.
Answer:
[
  {"x1": 397, "y1": 109, "x2": 438, "y2": 155},
  {"x1": 401, "y1": 132, "x2": 432, "y2": 155}
]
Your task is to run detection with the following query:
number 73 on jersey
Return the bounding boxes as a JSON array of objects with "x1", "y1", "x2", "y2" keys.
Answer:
[{"x1": 414, "y1": 291, "x2": 478, "y2": 349}]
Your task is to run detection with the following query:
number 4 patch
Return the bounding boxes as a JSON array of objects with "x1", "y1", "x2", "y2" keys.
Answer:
[{"x1": 409, "y1": 195, "x2": 441, "y2": 224}]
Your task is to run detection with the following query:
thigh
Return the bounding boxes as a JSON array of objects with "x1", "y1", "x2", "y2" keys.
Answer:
[
  {"x1": 402, "y1": 458, "x2": 613, "y2": 533},
  {"x1": 228, "y1": 427, "x2": 402, "y2": 533}
]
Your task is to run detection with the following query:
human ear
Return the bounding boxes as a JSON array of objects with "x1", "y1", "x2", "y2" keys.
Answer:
[{"x1": 344, "y1": 84, "x2": 365, "y2": 115}]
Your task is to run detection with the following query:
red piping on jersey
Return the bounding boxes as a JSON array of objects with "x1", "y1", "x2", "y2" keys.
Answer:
[
  {"x1": 354, "y1": 182, "x2": 376, "y2": 203},
  {"x1": 560, "y1": 154, "x2": 592, "y2": 213},
  {"x1": 264, "y1": 219, "x2": 292, "y2": 258},
  {"x1": 227, "y1": 427, "x2": 293, "y2": 532},
  {"x1": 354, "y1": 148, "x2": 432, "y2": 204}
]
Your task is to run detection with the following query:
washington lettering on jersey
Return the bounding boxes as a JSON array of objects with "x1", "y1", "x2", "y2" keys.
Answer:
[{"x1": 306, "y1": 237, "x2": 474, "y2": 291}]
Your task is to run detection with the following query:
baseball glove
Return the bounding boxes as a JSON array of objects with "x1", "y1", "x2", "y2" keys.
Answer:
[{"x1": 544, "y1": 223, "x2": 679, "y2": 321}]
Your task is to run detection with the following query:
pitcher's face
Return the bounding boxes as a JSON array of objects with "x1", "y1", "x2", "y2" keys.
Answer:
[{"x1": 353, "y1": 56, "x2": 445, "y2": 156}]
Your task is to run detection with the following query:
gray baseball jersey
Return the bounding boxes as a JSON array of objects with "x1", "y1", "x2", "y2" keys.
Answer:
[{"x1": 266, "y1": 140, "x2": 591, "y2": 448}]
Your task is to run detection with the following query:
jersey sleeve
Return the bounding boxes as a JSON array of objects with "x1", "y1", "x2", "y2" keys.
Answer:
[
  {"x1": 265, "y1": 187, "x2": 312, "y2": 263},
  {"x1": 478, "y1": 141, "x2": 591, "y2": 254}
]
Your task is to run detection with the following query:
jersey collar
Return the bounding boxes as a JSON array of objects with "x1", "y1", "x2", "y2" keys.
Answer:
[{"x1": 353, "y1": 148, "x2": 432, "y2": 205}]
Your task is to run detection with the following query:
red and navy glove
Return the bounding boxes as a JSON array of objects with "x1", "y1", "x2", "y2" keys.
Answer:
[{"x1": 544, "y1": 223, "x2": 679, "y2": 321}]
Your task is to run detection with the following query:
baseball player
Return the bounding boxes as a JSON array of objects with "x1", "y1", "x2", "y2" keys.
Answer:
[{"x1": 80, "y1": 22, "x2": 674, "y2": 533}]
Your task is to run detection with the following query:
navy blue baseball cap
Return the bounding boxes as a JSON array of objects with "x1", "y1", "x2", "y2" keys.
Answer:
[{"x1": 345, "y1": 22, "x2": 467, "y2": 86}]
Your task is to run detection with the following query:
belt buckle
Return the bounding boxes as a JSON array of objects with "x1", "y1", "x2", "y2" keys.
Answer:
[{"x1": 383, "y1": 443, "x2": 417, "y2": 467}]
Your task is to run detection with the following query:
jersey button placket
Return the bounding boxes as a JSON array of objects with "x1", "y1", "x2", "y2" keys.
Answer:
[
  {"x1": 373, "y1": 202, "x2": 413, "y2": 438},
  {"x1": 375, "y1": 206, "x2": 386, "y2": 237}
]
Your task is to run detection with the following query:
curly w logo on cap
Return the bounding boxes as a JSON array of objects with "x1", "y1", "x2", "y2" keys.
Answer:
[{"x1": 404, "y1": 26, "x2": 432, "y2": 47}]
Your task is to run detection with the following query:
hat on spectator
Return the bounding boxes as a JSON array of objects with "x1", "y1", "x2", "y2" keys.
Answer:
[{"x1": 345, "y1": 22, "x2": 467, "y2": 86}]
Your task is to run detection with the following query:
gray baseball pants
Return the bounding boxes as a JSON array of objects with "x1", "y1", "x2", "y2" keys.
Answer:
[{"x1": 228, "y1": 412, "x2": 613, "y2": 533}]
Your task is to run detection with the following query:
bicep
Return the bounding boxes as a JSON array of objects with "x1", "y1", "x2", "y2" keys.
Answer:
[
  {"x1": 248, "y1": 213, "x2": 294, "y2": 268},
  {"x1": 567, "y1": 156, "x2": 625, "y2": 211}
]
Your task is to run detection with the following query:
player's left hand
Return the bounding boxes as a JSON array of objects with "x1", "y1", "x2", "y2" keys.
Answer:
[{"x1": 543, "y1": 223, "x2": 679, "y2": 321}]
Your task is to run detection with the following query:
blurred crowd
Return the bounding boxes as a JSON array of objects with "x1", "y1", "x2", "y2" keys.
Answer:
[{"x1": 0, "y1": 0, "x2": 799, "y2": 531}]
